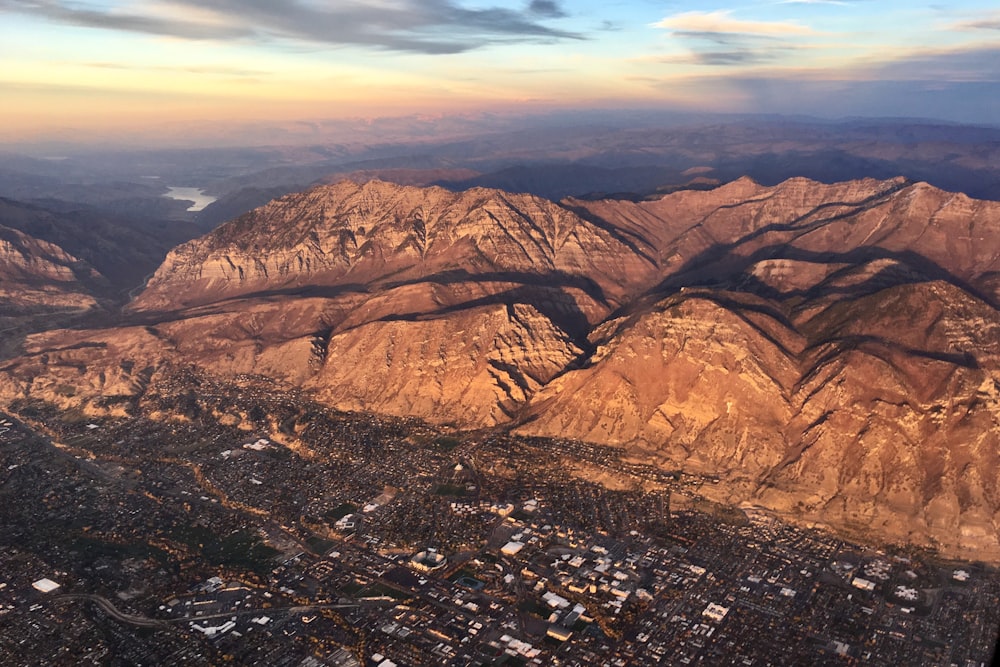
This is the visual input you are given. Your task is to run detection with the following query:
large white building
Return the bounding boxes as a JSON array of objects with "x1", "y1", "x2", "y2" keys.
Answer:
[
  {"x1": 501, "y1": 541, "x2": 525, "y2": 556},
  {"x1": 32, "y1": 578, "x2": 60, "y2": 593}
]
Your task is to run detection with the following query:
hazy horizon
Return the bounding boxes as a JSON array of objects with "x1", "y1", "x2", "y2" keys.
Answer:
[{"x1": 2, "y1": 1, "x2": 999, "y2": 147}]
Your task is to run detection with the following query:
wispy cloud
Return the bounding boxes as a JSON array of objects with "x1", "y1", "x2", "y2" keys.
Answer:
[
  {"x1": 527, "y1": 0, "x2": 567, "y2": 19},
  {"x1": 857, "y1": 45, "x2": 1000, "y2": 83},
  {"x1": 656, "y1": 48, "x2": 792, "y2": 66},
  {"x1": 634, "y1": 45, "x2": 1000, "y2": 124},
  {"x1": 652, "y1": 10, "x2": 817, "y2": 36},
  {"x1": 0, "y1": 0, "x2": 253, "y2": 39},
  {"x1": 0, "y1": 0, "x2": 582, "y2": 54},
  {"x1": 950, "y1": 16, "x2": 1000, "y2": 31},
  {"x1": 652, "y1": 9, "x2": 816, "y2": 68}
]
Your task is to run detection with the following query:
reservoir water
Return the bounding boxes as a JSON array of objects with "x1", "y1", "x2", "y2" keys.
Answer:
[{"x1": 163, "y1": 186, "x2": 217, "y2": 212}]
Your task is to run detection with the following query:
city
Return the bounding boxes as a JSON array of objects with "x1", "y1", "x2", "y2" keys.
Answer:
[{"x1": 0, "y1": 376, "x2": 997, "y2": 666}]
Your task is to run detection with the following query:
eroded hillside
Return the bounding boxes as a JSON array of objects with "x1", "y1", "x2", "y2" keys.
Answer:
[{"x1": 3, "y1": 176, "x2": 998, "y2": 560}]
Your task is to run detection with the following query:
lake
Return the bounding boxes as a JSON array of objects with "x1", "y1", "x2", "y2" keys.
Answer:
[{"x1": 163, "y1": 186, "x2": 217, "y2": 212}]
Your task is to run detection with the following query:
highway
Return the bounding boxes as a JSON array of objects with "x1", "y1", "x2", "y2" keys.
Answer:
[
  {"x1": 53, "y1": 594, "x2": 167, "y2": 629},
  {"x1": 51, "y1": 593, "x2": 389, "y2": 629}
]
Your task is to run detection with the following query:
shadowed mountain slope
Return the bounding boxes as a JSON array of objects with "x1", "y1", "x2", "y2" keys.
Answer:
[{"x1": 2, "y1": 176, "x2": 999, "y2": 560}]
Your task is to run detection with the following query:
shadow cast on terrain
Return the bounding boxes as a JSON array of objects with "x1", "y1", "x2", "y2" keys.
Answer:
[
  {"x1": 732, "y1": 264, "x2": 926, "y2": 305},
  {"x1": 658, "y1": 244, "x2": 995, "y2": 310},
  {"x1": 381, "y1": 269, "x2": 611, "y2": 310},
  {"x1": 557, "y1": 202, "x2": 659, "y2": 267},
  {"x1": 113, "y1": 283, "x2": 372, "y2": 328},
  {"x1": 657, "y1": 180, "x2": 911, "y2": 286},
  {"x1": 808, "y1": 334, "x2": 980, "y2": 369},
  {"x1": 794, "y1": 334, "x2": 981, "y2": 400},
  {"x1": 368, "y1": 284, "x2": 594, "y2": 342}
]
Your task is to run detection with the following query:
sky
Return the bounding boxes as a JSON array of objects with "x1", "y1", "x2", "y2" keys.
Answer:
[{"x1": 1, "y1": 0, "x2": 999, "y2": 144}]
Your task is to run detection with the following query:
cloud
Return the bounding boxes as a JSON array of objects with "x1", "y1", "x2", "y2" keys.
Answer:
[
  {"x1": 0, "y1": 0, "x2": 253, "y2": 40},
  {"x1": 527, "y1": 0, "x2": 567, "y2": 19},
  {"x1": 0, "y1": 0, "x2": 583, "y2": 54},
  {"x1": 640, "y1": 45, "x2": 1000, "y2": 124},
  {"x1": 951, "y1": 18, "x2": 1000, "y2": 31},
  {"x1": 652, "y1": 10, "x2": 814, "y2": 67},
  {"x1": 857, "y1": 46, "x2": 1000, "y2": 83},
  {"x1": 658, "y1": 49, "x2": 786, "y2": 66},
  {"x1": 670, "y1": 30, "x2": 782, "y2": 46},
  {"x1": 738, "y1": 78, "x2": 997, "y2": 125},
  {"x1": 652, "y1": 10, "x2": 816, "y2": 36}
]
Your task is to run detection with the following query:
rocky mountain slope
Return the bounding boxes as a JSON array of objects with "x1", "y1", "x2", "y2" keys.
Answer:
[
  {"x1": 0, "y1": 197, "x2": 201, "y2": 289},
  {"x1": 0, "y1": 196, "x2": 209, "y2": 358},
  {"x1": 0, "y1": 223, "x2": 103, "y2": 312},
  {"x1": 2, "y1": 176, "x2": 999, "y2": 560},
  {"x1": 133, "y1": 179, "x2": 654, "y2": 316}
]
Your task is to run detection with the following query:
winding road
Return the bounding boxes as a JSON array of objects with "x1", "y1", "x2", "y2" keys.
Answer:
[{"x1": 52, "y1": 593, "x2": 385, "y2": 629}]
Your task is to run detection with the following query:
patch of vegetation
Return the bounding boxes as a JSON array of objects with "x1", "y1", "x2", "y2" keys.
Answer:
[
  {"x1": 339, "y1": 580, "x2": 365, "y2": 597},
  {"x1": 450, "y1": 567, "x2": 476, "y2": 580},
  {"x1": 306, "y1": 535, "x2": 336, "y2": 555},
  {"x1": 454, "y1": 575, "x2": 485, "y2": 591},
  {"x1": 95, "y1": 395, "x2": 135, "y2": 408},
  {"x1": 70, "y1": 536, "x2": 171, "y2": 568},
  {"x1": 324, "y1": 503, "x2": 358, "y2": 521},
  {"x1": 518, "y1": 599, "x2": 552, "y2": 618},
  {"x1": 362, "y1": 582, "x2": 410, "y2": 600},
  {"x1": 264, "y1": 446, "x2": 292, "y2": 461},
  {"x1": 59, "y1": 408, "x2": 90, "y2": 425},
  {"x1": 171, "y1": 526, "x2": 279, "y2": 575},
  {"x1": 433, "y1": 436, "x2": 462, "y2": 452},
  {"x1": 687, "y1": 497, "x2": 749, "y2": 526}
]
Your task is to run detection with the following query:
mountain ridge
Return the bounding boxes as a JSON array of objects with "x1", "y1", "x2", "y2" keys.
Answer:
[{"x1": 2, "y1": 175, "x2": 999, "y2": 561}]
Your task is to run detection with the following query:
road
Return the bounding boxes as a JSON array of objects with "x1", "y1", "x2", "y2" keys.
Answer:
[
  {"x1": 52, "y1": 593, "x2": 391, "y2": 629},
  {"x1": 53, "y1": 594, "x2": 167, "y2": 629}
]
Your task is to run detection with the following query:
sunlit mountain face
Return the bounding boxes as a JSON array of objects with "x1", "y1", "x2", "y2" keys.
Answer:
[{"x1": 3, "y1": 174, "x2": 999, "y2": 563}]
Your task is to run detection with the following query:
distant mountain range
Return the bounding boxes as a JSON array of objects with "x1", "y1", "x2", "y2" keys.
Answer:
[
  {"x1": 4, "y1": 116, "x2": 1000, "y2": 233},
  {"x1": 1, "y1": 175, "x2": 998, "y2": 563}
]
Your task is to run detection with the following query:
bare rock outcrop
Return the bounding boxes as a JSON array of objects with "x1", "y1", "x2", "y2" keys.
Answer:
[
  {"x1": 311, "y1": 303, "x2": 581, "y2": 426},
  {"x1": 134, "y1": 179, "x2": 655, "y2": 323},
  {"x1": 0, "y1": 223, "x2": 101, "y2": 311},
  {"x1": 3, "y1": 176, "x2": 1000, "y2": 560}
]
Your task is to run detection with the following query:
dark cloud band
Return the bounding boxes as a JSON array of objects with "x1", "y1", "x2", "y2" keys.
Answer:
[{"x1": 0, "y1": 0, "x2": 581, "y2": 54}]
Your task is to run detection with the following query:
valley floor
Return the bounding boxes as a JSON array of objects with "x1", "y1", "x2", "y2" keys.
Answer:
[{"x1": 0, "y1": 385, "x2": 997, "y2": 666}]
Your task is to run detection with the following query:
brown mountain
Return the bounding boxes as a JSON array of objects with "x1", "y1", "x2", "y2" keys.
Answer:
[
  {"x1": 0, "y1": 197, "x2": 200, "y2": 290},
  {"x1": 0, "y1": 222, "x2": 103, "y2": 312},
  {"x1": 0, "y1": 218, "x2": 110, "y2": 358},
  {"x1": 134, "y1": 179, "x2": 653, "y2": 316},
  {"x1": 6, "y1": 179, "x2": 653, "y2": 424},
  {"x1": 0, "y1": 196, "x2": 211, "y2": 358},
  {"x1": 2, "y1": 176, "x2": 999, "y2": 560}
]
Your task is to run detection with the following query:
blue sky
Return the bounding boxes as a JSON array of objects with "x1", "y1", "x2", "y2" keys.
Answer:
[{"x1": 1, "y1": 0, "x2": 998, "y2": 142}]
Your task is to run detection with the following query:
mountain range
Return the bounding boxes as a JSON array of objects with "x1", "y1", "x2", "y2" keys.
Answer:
[{"x1": 1, "y1": 175, "x2": 998, "y2": 562}]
